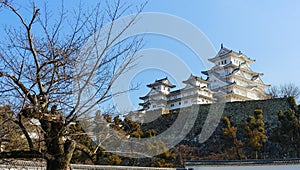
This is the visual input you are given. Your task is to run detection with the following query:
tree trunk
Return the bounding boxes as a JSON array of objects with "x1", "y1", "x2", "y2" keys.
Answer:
[
  {"x1": 47, "y1": 158, "x2": 71, "y2": 170},
  {"x1": 41, "y1": 119, "x2": 76, "y2": 170},
  {"x1": 46, "y1": 139, "x2": 76, "y2": 170}
]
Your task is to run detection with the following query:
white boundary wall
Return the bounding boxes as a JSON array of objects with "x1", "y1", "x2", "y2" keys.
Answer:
[{"x1": 185, "y1": 164, "x2": 300, "y2": 170}]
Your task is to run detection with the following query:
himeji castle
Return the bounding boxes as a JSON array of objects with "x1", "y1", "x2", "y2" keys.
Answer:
[
  {"x1": 139, "y1": 75, "x2": 215, "y2": 111},
  {"x1": 138, "y1": 44, "x2": 271, "y2": 111}
]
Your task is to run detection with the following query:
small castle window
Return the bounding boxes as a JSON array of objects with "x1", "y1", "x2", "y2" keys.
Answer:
[
  {"x1": 170, "y1": 104, "x2": 174, "y2": 107},
  {"x1": 179, "y1": 102, "x2": 181, "y2": 105}
]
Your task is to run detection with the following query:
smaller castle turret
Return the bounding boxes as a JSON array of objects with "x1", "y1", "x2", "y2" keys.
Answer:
[
  {"x1": 139, "y1": 75, "x2": 215, "y2": 111},
  {"x1": 139, "y1": 77, "x2": 175, "y2": 110}
]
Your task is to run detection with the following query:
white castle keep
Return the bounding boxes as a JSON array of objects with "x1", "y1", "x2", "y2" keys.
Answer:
[{"x1": 138, "y1": 44, "x2": 271, "y2": 111}]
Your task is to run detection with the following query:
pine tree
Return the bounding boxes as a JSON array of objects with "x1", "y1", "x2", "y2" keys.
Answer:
[
  {"x1": 222, "y1": 116, "x2": 245, "y2": 159},
  {"x1": 272, "y1": 99, "x2": 300, "y2": 158},
  {"x1": 244, "y1": 109, "x2": 267, "y2": 159}
]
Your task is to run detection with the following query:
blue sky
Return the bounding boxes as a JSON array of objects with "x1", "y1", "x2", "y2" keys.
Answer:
[
  {"x1": 1, "y1": 0, "x2": 300, "y2": 111},
  {"x1": 127, "y1": 0, "x2": 300, "y2": 110},
  {"x1": 142, "y1": 0, "x2": 300, "y2": 86}
]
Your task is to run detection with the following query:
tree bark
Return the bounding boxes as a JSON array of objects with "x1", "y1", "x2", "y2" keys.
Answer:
[
  {"x1": 47, "y1": 158, "x2": 70, "y2": 170},
  {"x1": 41, "y1": 117, "x2": 76, "y2": 170},
  {"x1": 46, "y1": 139, "x2": 76, "y2": 170}
]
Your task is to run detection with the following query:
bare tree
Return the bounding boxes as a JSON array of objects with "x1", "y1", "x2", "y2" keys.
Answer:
[
  {"x1": 0, "y1": 1, "x2": 145, "y2": 169},
  {"x1": 268, "y1": 83, "x2": 300, "y2": 102},
  {"x1": 280, "y1": 83, "x2": 300, "y2": 99},
  {"x1": 267, "y1": 86, "x2": 280, "y2": 98}
]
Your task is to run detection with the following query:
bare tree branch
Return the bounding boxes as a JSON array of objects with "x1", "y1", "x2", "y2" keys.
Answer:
[
  {"x1": 268, "y1": 83, "x2": 300, "y2": 100},
  {"x1": 13, "y1": 115, "x2": 34, "y2": 150},
  {"x1": 0, "y1": 0, "x2": 146, "y2": 168}
]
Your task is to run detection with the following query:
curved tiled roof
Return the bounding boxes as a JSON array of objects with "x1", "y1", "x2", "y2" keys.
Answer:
[
  {"x1": 146, "y1": 77, "x2": 176, "y2": 88},
  {"x1": 208, "y1": 44, "x2": 255, "y2": 64}
]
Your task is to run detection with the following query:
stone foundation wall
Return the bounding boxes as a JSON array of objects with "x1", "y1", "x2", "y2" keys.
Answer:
[{"x1": 141, "y1": 98, "x2": 294, "y2": 158}]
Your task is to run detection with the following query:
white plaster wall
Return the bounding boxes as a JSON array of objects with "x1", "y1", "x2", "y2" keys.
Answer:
[{"x1": 185, "y1": 165, "x2": 300, "y2": 170}]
